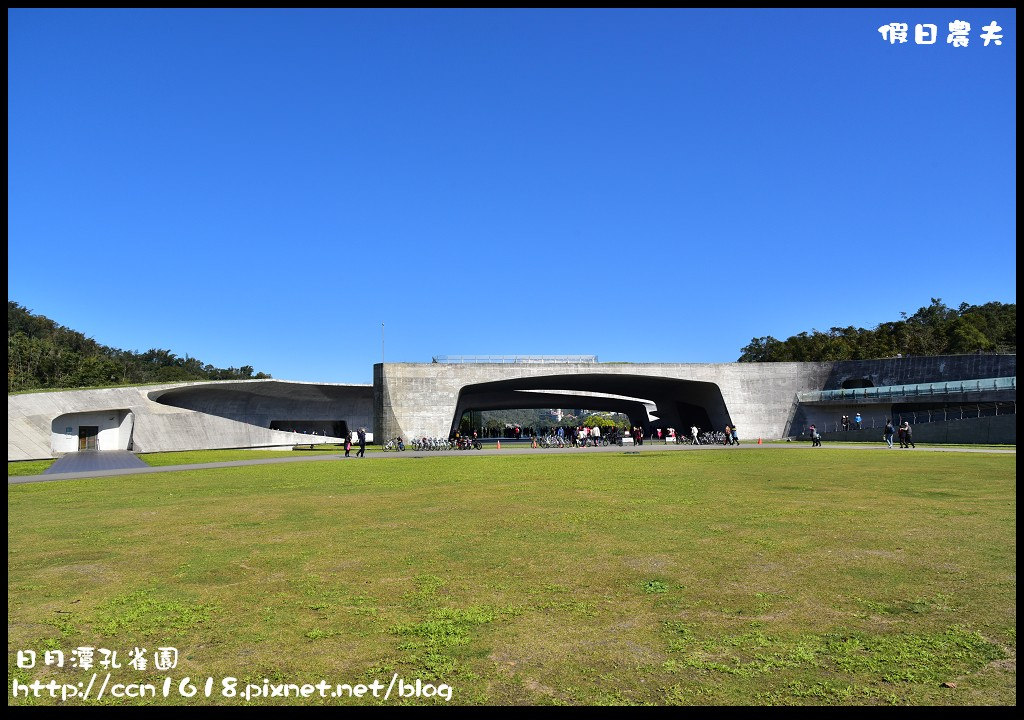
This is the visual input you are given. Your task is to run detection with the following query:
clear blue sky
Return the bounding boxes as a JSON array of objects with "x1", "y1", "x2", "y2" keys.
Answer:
[{"x1": 8, "y1": 9, "x2": 1016, "y2": 384}]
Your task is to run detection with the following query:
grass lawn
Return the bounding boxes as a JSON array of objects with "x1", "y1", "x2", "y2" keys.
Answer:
[
  {"x1": 7, "y1": 450, "x2": 1015, "y2": 706},
  {"x1": 137, "y1": 446, "x2": 381, "y2": 467},
  {"x1": 7, "y1": 459, "x2": 56, "y2": 476}
]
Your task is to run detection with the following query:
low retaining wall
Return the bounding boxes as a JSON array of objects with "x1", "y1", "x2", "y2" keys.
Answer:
[{"x1": 815, "y1": 414, "x2": 1015, "y2": 445}]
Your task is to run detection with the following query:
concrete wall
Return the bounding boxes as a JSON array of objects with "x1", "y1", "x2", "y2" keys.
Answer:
[
  {"x1": 815, "y1": 414, "x2": 1015, "y2": 445},
  {"x1": 826, "y1": 354, "x2": 1016, "y2": 390}
]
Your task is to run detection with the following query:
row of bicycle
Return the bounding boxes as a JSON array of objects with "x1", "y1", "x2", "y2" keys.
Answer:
[
  {"x1": 538, "y1": 434, "x2": 625, "y2": 448},
  {"x1": 649, "y1": 431, "x2": 729, "y2": 445},
  {"x1": 383, "y1": 437, "x2": 483, "y2": 451},
  {"x1": 382, "y1": 431, "x2": 732, "y2": 452}
]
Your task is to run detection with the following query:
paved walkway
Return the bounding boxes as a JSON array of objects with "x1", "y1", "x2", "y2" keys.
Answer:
[
  {"x1": 43, "y1": 450, "x2": 149, "y2": 475},
  {"x1": 9, "y1": 443, "x2": 1015, "y2": 486}
]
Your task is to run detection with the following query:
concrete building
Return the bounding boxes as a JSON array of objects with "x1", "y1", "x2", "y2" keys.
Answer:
[
  {"x1": 375, "y1": 354, "x2": 1015, "y2": 444},
  {"x1": 8, "y1": 380, "x2": 373, "y2": 461},
  {"x1": 7, "y1": 354, "x2": 1015, "y2": 462}
]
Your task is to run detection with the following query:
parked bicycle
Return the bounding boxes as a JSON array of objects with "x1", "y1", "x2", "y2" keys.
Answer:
[
  {"x1": 540, "y1": 434, "x2": 571, "y2": 448},
  {"x1": 698, "y1": 431, "x2": 726, "y2": 445},
  {"x1": 383, "y1": 437, "x2": 406, "y2": 451},
  {"x1": 412, "y1": 437, "x2": 450, "y2": 451}
]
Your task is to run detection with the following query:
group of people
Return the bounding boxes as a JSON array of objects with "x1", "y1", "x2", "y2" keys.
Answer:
[
  {"x1": 809, "y1": 419, "x2": 917, "y2": 448},
  {"x1": 883, "y1": 419, "x2": 916, "y2": 449},
  {"x1": 840, "y1": 413, "x2": 863, "y2": 431},
  {"x1": 548, "y1": 424, "x2": 619, "y2": 447}
]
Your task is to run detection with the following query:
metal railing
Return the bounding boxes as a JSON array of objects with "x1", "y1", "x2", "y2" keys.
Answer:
[
  {"x1": 798, "y1": 376, "x2": 1016, "y2": 403},
  {"x1": 431, "y1": 355, "x2": 599, "y2": 364}
]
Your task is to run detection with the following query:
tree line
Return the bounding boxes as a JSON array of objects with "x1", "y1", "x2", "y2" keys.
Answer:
[
  {"x1": 8, "y1": 301, "x2": 272, "y2": 392},
  {"x1": 8, "y1": 298, "x2": 1015, "y2": 392},
  {"x1": 737, "y1": 299, "x2": 1016, "y2": 362}
]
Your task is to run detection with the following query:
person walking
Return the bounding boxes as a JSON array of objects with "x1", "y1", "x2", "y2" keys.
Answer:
[
  {"x1": 810, "y1": 424, "x2": 821, "y2": 447},
  {"x1": 903, "y1": 421, "x2": 916, "y2": 449},
  {"x1": 691, "y1": 425, "x2": 699, "y2": 445},
  {"x1": 731, "y1": 425, "x2": 739, "y2": 445},
  {"x1": 344, "y1": 432, "x2": 352, "y2": 457},
  {"x1": 592, "y1": 423, "x2": 601, "y2": 446},
  {"x1": 854, "y1": 412, "x2": 862, "y2": 430},
  {"x1": 897, "y1": 422, "x2": 907, "y2": 448},
  {"x1": 356, "y1": 427, "x2": 366, "y2": 458},
  {"x1": 883, "y1": 419, "x2": 895, "y2": 449},
  {"x1": 724, "y1": 425, "x2": 732, "y2": 445}
]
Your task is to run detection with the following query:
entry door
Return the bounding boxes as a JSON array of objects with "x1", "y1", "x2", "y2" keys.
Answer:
[{"x1": 78, "y1": 426, "x2": 99, "y2": 451}]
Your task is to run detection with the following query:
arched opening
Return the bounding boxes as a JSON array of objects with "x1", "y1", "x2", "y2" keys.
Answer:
[
  {"x1": 450, "y1": 374, "x2": 730, "y2": 439},
  {"x1": 51, "y1": 410, "x2": 134, "y2": 453}
]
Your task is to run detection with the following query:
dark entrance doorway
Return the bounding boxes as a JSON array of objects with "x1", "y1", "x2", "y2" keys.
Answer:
[{"x1": 78, "y1": 426, "x2": 99, "y2": 451}]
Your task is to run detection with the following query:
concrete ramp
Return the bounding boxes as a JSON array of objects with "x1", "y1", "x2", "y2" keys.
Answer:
[{"x1": 44, "y1": 451, "x2": 148, "y2": 474}]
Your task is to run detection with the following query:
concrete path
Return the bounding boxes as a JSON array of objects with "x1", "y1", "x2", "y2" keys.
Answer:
[
  {"x1": 43, "y1": 450, "x2": 149, "y2": 475},
  {"x1": 8, "y1": 442, "x2": 1015, "y2": 486}
]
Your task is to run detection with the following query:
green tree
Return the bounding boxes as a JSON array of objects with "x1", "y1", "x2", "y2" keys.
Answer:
[{"x1": 945, "y1": 317, "x2": 992, "y2": 354}]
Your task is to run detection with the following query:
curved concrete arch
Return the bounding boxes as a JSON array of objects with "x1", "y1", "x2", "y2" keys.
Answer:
[
  {"x1": 449, "y1": 386, "x2": 653, "y2": 437},
  {"x1": 448, "y1": 374, "x2": 730, "y2": 436},
  {"x1": 373, "y1": 362, "x2": 804, "y2": 442}
]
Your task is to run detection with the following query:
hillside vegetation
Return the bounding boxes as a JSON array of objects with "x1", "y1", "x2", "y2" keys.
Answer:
[
  {"x1": 738, "y1": 299, "x2": 1015, "y2": 362},
  {"x1": 8, "y1": 301, "x2": 271, "y2": 392}
]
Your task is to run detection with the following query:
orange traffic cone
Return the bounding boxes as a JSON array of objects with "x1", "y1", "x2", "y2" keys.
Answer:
[
  {"x1": 758, "y1": 437, "x2": 762, "y2": 445},
  {"x1": 497, "y1": 440, "x2": 501, "y2": 450}
]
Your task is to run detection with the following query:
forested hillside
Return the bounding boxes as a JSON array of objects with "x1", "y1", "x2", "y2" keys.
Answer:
[
  {"x1": 738, "y1": 299, "x2": 1015, "y2": 362},
  {"x1": 8, "y1": 301, "x2": 271, "y2": 392}
]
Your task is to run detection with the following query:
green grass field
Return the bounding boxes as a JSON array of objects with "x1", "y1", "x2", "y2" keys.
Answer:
[
  {"x1": 7, "y1": 449, "x2": 1016, "y2": 705},
  {"x1": 7, "y1": 459, "x2": 56, "y2": 476}
]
